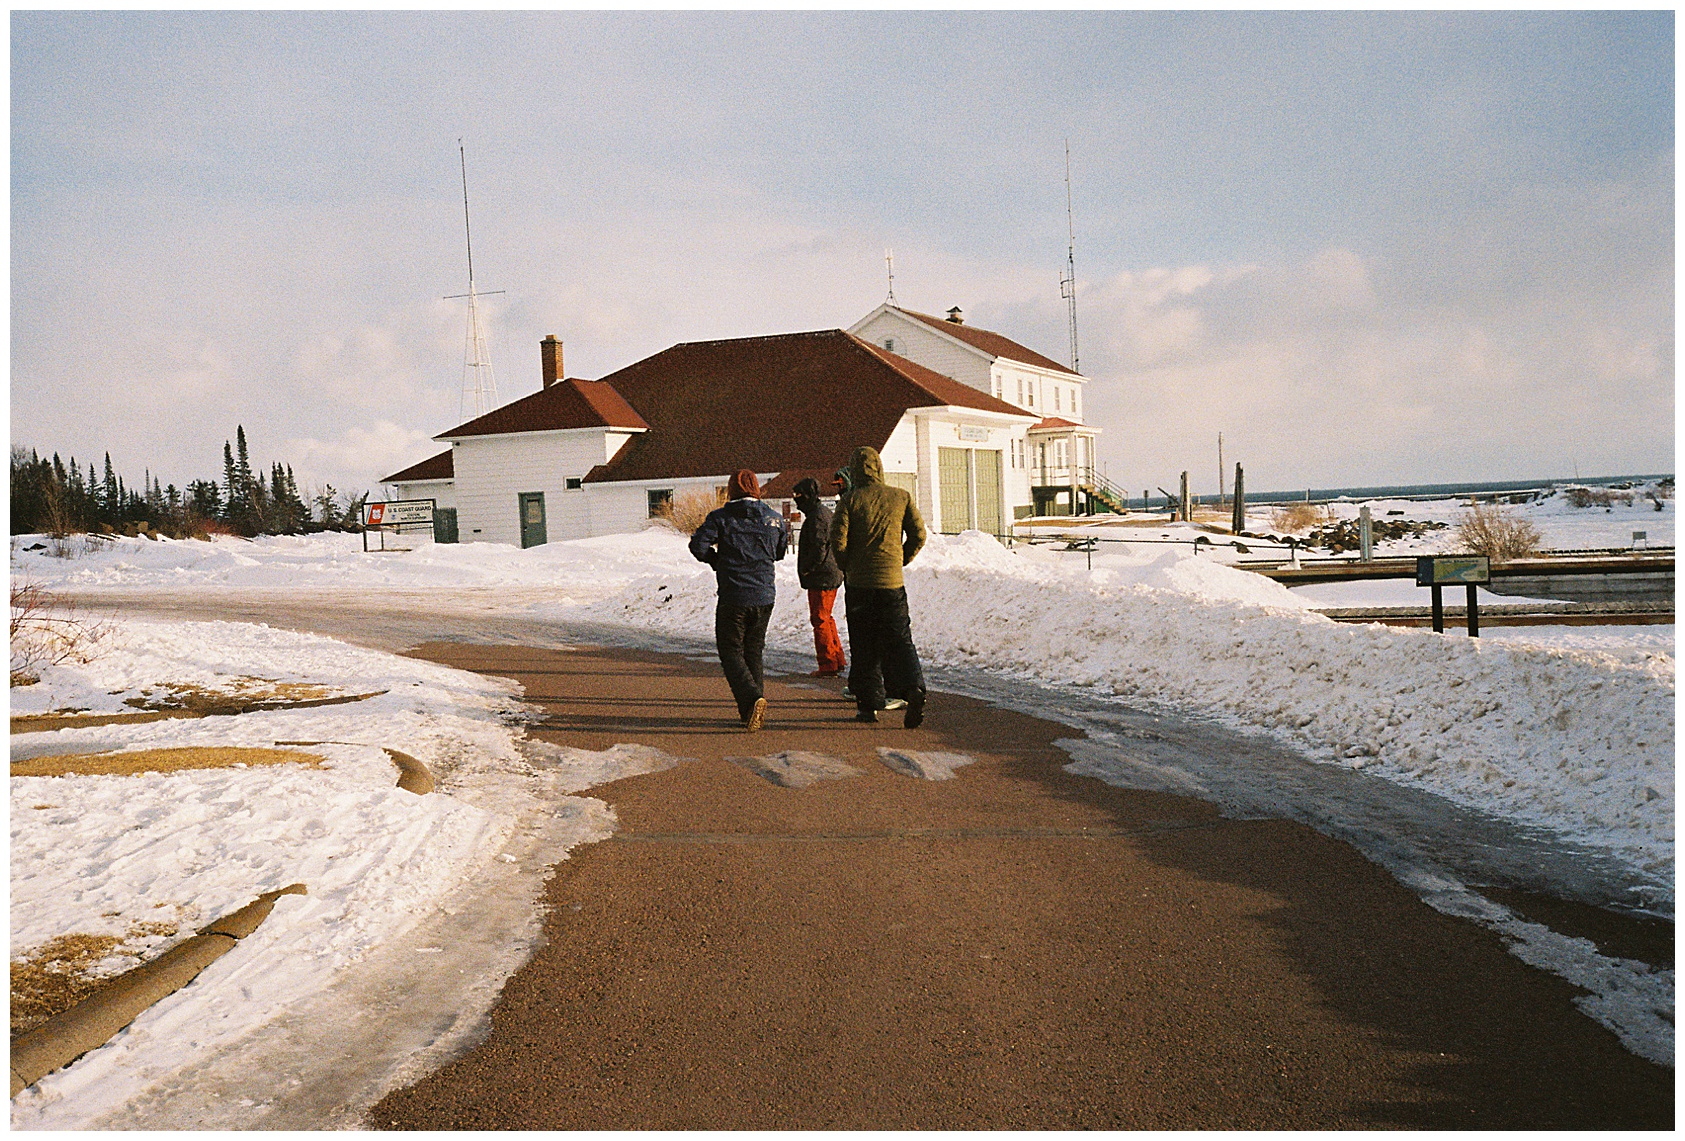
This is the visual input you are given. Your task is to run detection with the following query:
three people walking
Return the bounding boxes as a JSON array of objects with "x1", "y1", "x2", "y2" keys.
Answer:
[
  {"x1": 829, "y1": 446, "x2": 928, "y2": 728},
  {"x1": 688, "y1": 470, "x2": 790, "y2": 732}
]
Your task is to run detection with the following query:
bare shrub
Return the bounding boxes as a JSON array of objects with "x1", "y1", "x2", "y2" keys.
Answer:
[
  {"x1": 10, "y1": 581, "x2": 112, "y2": 685},
  {"x1": 1271, "y1": 502, "x2": 1330, "y2": 533},
  {"x1": 46, "y1": 533, "x2": 110, "y2": 560},
  {"x1": 1562, "y1": 486, "x2": 1636, "y2": 509},
  {"x1": 653, "y1": 486, "x2": 727, "y2": 534},
  {"x1": 1456, "y1": 502, "x2": 1542, "y2": 562}
]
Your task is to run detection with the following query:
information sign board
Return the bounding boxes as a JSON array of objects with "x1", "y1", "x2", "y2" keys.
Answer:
[
  {"x1": 1415, "y1": 555, "x2": 1490, "y2": 587},
  {"x1": 364, "y1": 500, "x2": 436, "y2": 527}
]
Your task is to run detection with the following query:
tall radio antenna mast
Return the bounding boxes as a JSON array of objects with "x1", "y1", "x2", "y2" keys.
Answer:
[
  {"x1": 1059, "y1": 140, "x2": 1079, "y2": 374},
  {"x1": 445, "y1": 140, "x2": 504, "y2": 420},
  {"x1": 885, "y1": 248, "x2": 896, "y2": 305}
]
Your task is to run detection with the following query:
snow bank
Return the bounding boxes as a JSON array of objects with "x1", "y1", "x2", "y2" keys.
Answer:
[
  {"x1": 8, "y1": 618, "x2": 679, "y2": 1127},
  {"x1": 580, "y1": 529, "x2": 1674, "y2": 875},
  {"x1": 12, "y1": 513, "x2": 1674, "y2": 878}
]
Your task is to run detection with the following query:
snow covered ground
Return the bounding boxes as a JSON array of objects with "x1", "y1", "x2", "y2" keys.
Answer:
[
  {"x1": 8, "y1": 619, "x2": 688, "y2": 1127},
  {"x1": 8, "y1": 489, "x2": 1673, "y2": 1121}
]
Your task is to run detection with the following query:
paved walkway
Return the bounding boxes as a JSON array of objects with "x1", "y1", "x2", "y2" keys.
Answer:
[{"x1": 370, "y1": 642, "x2": 1670, "y2": 1129}]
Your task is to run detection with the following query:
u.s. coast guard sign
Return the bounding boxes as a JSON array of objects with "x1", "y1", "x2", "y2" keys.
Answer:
[
  {"x1": 364, "y1": 500, "x2": 436, "y2": 527},
  {"x1": 362, "y1": 498, "x2": 436, "y2": 552}
]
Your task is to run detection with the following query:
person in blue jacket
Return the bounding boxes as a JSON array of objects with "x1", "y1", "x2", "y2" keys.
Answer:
[{"x1": 688, "y1": 469, "x2": 791, "y2": 731}]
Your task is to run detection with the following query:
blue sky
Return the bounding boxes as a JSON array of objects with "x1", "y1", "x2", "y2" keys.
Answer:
[{"x1": 11, "y1": 10, "x2": 1674, "y2": 499}]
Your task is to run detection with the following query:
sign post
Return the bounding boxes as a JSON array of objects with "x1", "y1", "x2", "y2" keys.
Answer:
[{"x1": 1415, "y1": 555, "x2": 1491, "y2": 636}]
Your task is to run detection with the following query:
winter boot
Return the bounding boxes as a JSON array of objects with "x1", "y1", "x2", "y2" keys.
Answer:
[{"x1": 904, "y1": 688, "x2": 926, "y2": 730}]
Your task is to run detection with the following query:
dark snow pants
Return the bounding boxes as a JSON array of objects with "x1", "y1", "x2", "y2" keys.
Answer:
[
  {"x1": 715, "y1": 602, "x2": 773, "y2": 722},
  {"x1": 843, "y1": 586, "x2": 925, "y2": 714}
]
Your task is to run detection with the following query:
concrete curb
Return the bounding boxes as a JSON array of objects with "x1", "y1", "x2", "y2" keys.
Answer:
[
  {"x1": 10, "y1": 884, "x2": 308, "y2": 1098},
  {"x1": 382, "y1": 748, "x2": 435, "y2": 795}
]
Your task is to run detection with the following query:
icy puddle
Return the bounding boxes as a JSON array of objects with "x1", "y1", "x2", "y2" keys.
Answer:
[
  {"x1": 728, "y1": 750, "x2": 861, "y2": 789},
  {"x1": 875, "y1": 748, "x2": 977, "y2": 781}
]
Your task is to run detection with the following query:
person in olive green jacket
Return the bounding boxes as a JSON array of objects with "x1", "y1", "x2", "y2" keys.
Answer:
[{"x1": 829, "y1": 446, "x2": 928, "y2": 728}]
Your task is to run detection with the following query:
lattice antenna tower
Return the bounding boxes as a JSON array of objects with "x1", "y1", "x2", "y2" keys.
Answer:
[
  {"x1": 1059, "y1": 140, "x2": 1079, "y2": 374},
  {"x1": 885, "y1": 248, "x2": 896, "y2": 305},
  {"x1": 445, "y1": 141, "x2": 505, "y2": 420}
]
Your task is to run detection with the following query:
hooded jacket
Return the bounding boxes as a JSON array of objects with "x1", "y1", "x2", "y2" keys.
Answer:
[
  {"x1": 828, "y1": 446, "x2": 926, "y2": 590},
  {"x1": 793, "y1": 483, "x2": 844, "y2": 592}
]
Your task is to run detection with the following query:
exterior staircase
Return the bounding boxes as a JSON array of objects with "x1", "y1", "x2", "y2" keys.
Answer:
[{"x1": 1079, "y1": 472, "x2": 1131, "y2": 515}]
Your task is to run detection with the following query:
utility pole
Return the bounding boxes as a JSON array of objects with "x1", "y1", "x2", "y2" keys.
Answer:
[{"x1": 1218, "y1": 433, "x2": 1225, "y2": 512}]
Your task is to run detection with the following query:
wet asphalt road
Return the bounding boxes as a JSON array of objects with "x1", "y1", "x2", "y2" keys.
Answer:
[
  {"x1": 65, "y1": 592, "x2": 1672, "y2": 1128},
  {"x1": 365, "y1": 641, "x2": 1669, "y2": 1129}
]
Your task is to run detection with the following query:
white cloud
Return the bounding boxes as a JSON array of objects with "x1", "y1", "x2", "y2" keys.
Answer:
[{"x1": 284, "y1": 422, "x2": 439, "y2": 492}]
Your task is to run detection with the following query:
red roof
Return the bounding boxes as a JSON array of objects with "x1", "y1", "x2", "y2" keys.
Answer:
[
  {"x1": 1028, "y1": 416, "x2": 1085, "y2": 432},
  {"x1": 582, "y1": 330, "x2": 1029, "y2": 486},
  {"x1": 381, "y1": 449, "x2": 453, "y2": 484},
  {"x1": 893, "y1": 306, "x2": 1080, "y2": 376},
  {"x1": 436, "y1": 378, "x2": 649, "y2": 440}
]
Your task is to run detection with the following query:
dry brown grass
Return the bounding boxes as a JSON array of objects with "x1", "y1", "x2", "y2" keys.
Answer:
[
  {"x1": 1271, "y1": 502, "x2": 1331, "y2": 533},
  {"x1": 12, "y1": 686, "x2": 383, "y2": 734},
  {"x1": 653, "y1": 486, "x2": 728, "y2": 534},
  {"x1": 121, "y1": 678, "x2": 339, "y2": 713},
  {"x1": 1456, "y1": 501, "x2": 1543, "y2": 562},
  {"x1": 12, "y1": 746, "x2": 327, "y2": 779},
  {"x1": 10, "y1": 580, "x2": 112, "y2": 687},
  {"x1": 11, "y1": 918, "x2": 182, "y2": 1034}
]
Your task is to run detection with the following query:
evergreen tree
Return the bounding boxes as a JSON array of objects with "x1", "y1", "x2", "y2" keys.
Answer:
[
  {"x1": 222, "y1": 441, "x2": 239, "y2": 524},
  {"x1": 314, "y1": 485, "x2": 340, "y2": 529},
  {"x1": 102, "y1": 453, "x2": 118, "y2": 520},
  {"x1": 188, "y1": 479, "x2": 222, "y2": 520}
]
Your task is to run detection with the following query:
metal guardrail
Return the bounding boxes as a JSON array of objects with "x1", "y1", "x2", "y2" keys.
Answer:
[{"x1": 1005, "y1": 526, "x2": 1674, "y2": 577}]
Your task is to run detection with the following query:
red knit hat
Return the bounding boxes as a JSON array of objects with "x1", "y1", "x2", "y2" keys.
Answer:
[{"x1": 728, "y1": 469, "x2": 761, "y2": 499}]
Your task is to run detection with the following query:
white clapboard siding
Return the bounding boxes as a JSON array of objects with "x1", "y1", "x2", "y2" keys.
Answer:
[
  {"x1": 452, "y1": 430, "x2": 636, "y2": 545},
  {"x1": 853, "y1": 312, "x2": 993, "y2": 393},
  {"x1": 993, "y1": 359, "x2": 1085, "y2": 422},
  {"x1": 389, "y1": 480, "x2": 457, "y2": 512}
]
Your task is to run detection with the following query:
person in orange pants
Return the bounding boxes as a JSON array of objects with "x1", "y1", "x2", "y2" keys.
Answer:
[{"x1": 792, "y1": 477, "x2": 846, "y2": 677}]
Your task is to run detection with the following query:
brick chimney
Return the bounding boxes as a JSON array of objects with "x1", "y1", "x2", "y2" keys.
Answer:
[
  {"x1": 945, "y1": 307, "x2": 965, "y2": 325},
  {"x1": 540, "y1": 335, "x2": 563, "y2": 388}
]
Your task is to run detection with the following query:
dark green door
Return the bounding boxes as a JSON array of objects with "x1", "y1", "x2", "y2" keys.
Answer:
[{"x1": 518, "y1": 492, "x2": 547, "y2": 548}]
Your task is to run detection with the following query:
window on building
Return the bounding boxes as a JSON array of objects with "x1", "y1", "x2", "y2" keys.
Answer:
[
  {"x1": 1056, "y1": 439, "x2": 1068, "y2": 468},
  {"x1": 647, "y1": 489, "x2": 673, "y2": 518},
  {"x1": 884, "y1": 337, "x2": 896, "y2": 352},
  {"x1": 566, "y1": 477, "x2": 582, "y2": 490},
  {"x1": 1054, "y1": 387, "x2": 1061, "y2": 412},
  {"x1": 1017, "y1": 378, "x2": 1024, "y2": 405},
  {"x1": 1028, "y1": 385, "x2": 1035, "y2": 408}
]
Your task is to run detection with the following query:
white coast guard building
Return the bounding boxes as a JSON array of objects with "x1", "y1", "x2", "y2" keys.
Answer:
[{"x1": 382, "y1": 306, "x2": 1116, "y2": 546}]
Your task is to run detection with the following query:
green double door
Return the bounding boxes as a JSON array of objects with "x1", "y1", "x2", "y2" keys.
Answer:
[{"x1": 937, "y1": 447, "x2": 1003, "y2": 535}]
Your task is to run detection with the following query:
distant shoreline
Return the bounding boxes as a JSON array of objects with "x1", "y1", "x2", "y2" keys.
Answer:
[{"x1": 1177, "y1": 472, "x2": 1674, "y2": 508}]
